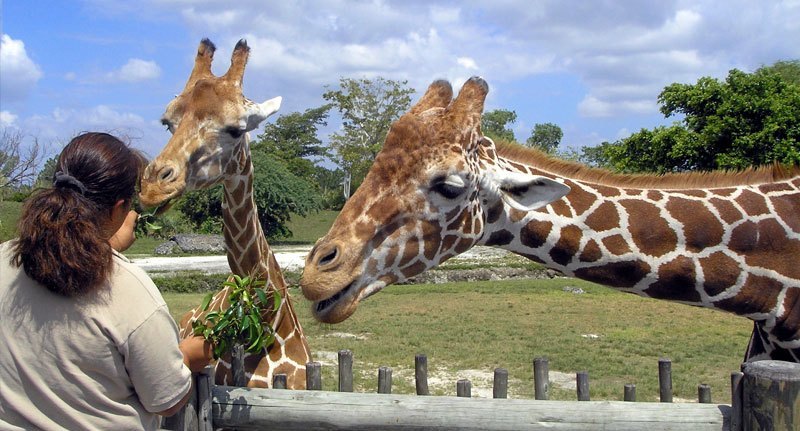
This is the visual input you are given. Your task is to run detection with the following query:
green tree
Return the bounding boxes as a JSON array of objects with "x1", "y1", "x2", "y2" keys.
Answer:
[
  {"x1": 35, "y1": 156, "x2": 58, "y2": 188},
  {"x1": 526, "y1": 122, "x2": 563, "y2": 153},
  {"x1": 323, "y1": 77, "x2": 415, "y2": 190},
  {"x1": 1, "y1": 128, "x2": 44, "y2": 199},
  {"x1": 179, "y1": 152, "x2": 321, "y2": 239},
  {"x1": 481, "y1": 109, "x2": 517, "y2": 142},
  {"x1": 583, "y1": 61, "x2": 800, "y2": 173},
  {"x1": 252, "y1": 105, "x2": 331, "y2": 179},
  {"x1": 767, "y1": 60, "x2": 800, "y2": 85}
]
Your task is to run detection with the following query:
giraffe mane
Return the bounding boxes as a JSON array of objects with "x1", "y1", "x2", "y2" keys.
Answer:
[{"x1": 494, "y1": 140, "x2": 800, "y2": 189}]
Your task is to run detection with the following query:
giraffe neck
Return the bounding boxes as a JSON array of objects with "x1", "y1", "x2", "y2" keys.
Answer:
[{"x1": 481, "y1": 152, "x2": 800, "y2": 357}]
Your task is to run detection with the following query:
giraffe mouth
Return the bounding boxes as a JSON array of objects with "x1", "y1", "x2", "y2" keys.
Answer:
[{"x1": 313, "y1": 281, "x2": 356, "y2": 316}]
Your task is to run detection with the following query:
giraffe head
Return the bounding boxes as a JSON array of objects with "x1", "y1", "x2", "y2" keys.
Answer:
[
  {"x1": 301, "y1": 77, "x2": 570, "y2": 323},
  {"x1": 139, "y1": 39, "x2": 281, "y2": 210}
]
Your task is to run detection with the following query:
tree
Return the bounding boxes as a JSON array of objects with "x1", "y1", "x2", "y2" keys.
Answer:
[
  {"x1": 323, "y1": 77, "x2": 415, "y2": 190},
  {"x1": 526, "y1": 122, "x2": 563, "y2": 153},
  {"x1": 481, "y1": 109, "x2": 517, "y2": 142},
  {"x1": 0, "y1": 128, "x2": 45, "y2": 199},
  {"x1": 582, "y1": 61, "x2": 800, "y2": 173},
  {"x1": 35, "y1": 156, "x2": 58, "y2": 188},
  {"x1": 252, "y1": 105, "x2": 331, "y2": 179},
  {"x1": 178, "y1": 152, "x2": 321, "y2": 239}
]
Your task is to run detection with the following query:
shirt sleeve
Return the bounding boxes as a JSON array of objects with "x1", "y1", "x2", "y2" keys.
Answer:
[{"x1": 123, "y1": 305, "x2": 192, "y2": 413}]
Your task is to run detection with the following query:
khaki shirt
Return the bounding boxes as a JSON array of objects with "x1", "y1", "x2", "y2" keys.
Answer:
[{"x1": 0, "y1": 241, "x2": 191, "y2": 430}]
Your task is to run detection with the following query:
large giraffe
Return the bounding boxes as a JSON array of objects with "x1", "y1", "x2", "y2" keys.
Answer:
[
  {"x1": 301, "y1": 77, "x2": 800, "y2": 363},
  {"x1": 139, "y1": 39, "x2": 311, "y2": 388}
]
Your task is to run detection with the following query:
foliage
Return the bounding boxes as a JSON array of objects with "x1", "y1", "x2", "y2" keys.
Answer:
[
  {"x1": 323, "y1": 77, "x2": 415, "y2": 189},
  {"x1": 178, "y1": 153, "x2": 321, "y2": 239},
  {"x1": 191, "y1": 274, "x2": 280, "y2": 359},
  {"x1": 481, "y1": 109, "x2": 517, "y2": 142},
  {"x1": 583, "y1": 61, "x2": 800, "y2": 173},
  {"x1": 526, "y1": 122, "x2": 563, "y2": 153},
  {"x1": 35, "y1": 156, "x2": 58, "y2": 189},
  {"x1": 253, "y1": 105, "x2": 331, "y2": 179},
  {"x1": 0, "y1": 128, "x2": 46, "y2": 199},
  {"x1": 312, "y1": 166, "x2": 346, "y2": 210}
]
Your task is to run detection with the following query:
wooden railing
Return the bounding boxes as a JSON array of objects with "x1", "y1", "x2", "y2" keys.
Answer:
[{"x1": 163, "y1": 350, "x2": 799, "y2": 431}]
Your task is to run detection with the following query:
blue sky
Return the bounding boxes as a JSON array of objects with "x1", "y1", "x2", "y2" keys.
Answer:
[{"x1": 2, "y1": 1, "x2": 799, "y2": 162}]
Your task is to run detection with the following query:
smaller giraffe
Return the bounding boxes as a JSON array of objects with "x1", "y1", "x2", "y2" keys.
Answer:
[
  {"x1": 140, "y1": 39, "x2": 311, "y2": 388},
  {"x1": 301, "y1": 77, "x2": 800, "y2": 363}
]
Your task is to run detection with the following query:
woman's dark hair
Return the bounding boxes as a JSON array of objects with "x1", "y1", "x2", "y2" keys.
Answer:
[{"x1": 12, "y1": 132, "x2": 146, "y2": 296}]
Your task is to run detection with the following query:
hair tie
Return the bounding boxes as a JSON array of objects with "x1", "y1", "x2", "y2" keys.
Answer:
[{"x1": 53, "y1": 171, "x2": 88, "y2": 195}]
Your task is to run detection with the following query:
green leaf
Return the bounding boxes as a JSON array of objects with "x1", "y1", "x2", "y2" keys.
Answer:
[
  {"x1": 199, "y1": 292, "x2": 214, "y2": 311},
  {"x1": 273, "y1": 289, "x2": 282, "y2": 311},
  {"x1": 255, "y1": 287, "x2": 269, "y2": 305}
]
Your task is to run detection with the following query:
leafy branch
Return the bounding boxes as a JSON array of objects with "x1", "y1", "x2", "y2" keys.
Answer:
[{"x1": 191, "y1": 274, "x2": 281, "y2": 359}]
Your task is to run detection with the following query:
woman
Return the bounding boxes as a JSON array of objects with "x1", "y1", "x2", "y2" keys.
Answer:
[{"x1": 0, "y1": 132, "x2": 212, "y2": 430}]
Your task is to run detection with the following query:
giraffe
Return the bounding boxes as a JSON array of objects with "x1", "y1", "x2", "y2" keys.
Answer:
[
  {"x1": 301, "y1": 77, "x2": 800, "y2": 363},
  {"x1": 139, "y1": 39, "x2": 311, "y2": 388}
]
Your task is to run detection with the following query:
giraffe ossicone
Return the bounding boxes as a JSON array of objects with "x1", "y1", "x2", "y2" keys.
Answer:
[
  {"x1": 301, "y1": 77, "x2": 800, "y2": 363},
  {"x1": 140, "y1": 38, "x2": 311, "y2": 388}
]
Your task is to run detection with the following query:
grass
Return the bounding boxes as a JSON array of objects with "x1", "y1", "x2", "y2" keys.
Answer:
[
  {"x1": 273, "y1": 210, "x2": 339, "y2": 245},
  {"x1": 163, "y1": 278, "x2": 751, "y2": 404},
  {"x1": 0, "y1": 201, "x2": 22, "y2": 243}
]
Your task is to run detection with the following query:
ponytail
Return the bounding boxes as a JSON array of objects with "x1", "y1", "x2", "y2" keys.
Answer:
[{"x1": 12, "y1": 132, "x2": 145, "y2": 296}]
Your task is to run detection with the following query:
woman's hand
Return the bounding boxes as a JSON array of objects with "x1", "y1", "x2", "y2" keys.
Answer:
[{"x1": 109, "y1": 210, "x2": 138, "y2": 252}]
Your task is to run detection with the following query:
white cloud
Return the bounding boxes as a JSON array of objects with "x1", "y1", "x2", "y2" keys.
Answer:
[
  {"x1": 0, "y1": 34, "x2": 43, "y2": 104},
  {"x1": 0, "y1": 111, "x2": 18, "y2": 127},
  {"x1": 457, "y1": 57, "x2": 478, "y2": 70},
  {"x1": 106, "y1": 58, "x2": 161, "y2": 82}
]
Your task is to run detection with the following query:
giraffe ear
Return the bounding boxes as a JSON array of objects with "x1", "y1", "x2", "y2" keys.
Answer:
[
  {"x1": 244, "y1": 96, "x2": 282, "y2": 131},
  {"x1": 492, "y1": 171, "x2": 571, "y2": 211}
]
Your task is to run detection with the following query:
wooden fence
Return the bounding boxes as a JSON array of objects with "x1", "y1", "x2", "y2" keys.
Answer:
[{"x1": 163, "y1": 349, "x2": 799, "y2": 431}]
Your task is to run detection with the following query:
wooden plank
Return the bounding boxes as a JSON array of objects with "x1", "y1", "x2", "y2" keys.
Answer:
[
  {"x1": 378, "y1": 367, "x2": 392, "y2": 394},
  {"x1": 624, "y1": 384, "x2": 636, "y2": 402},
  {"x1": 211, "y1": 387, "x2": 731, "y2": 431}
]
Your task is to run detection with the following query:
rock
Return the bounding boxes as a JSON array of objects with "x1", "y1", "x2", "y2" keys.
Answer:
[
  {"x1": 154, "y1": 234, "x2": 226, "y2": 254},
  {"x1": 154, "y1": 240, "x2": 179, "y2": 255},
  {"x1": 401, "y1": 267, "x2": 555, "y2": 285}
]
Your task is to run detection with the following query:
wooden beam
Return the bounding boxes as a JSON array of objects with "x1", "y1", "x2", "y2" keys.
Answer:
[{"x1": 211, "y1": 387, "x2": 730, "y2": 431}]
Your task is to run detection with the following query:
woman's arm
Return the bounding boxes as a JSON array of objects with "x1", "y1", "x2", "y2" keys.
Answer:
[{"x1": 156, "y1": 336, "x2": 214, "y2": 417}]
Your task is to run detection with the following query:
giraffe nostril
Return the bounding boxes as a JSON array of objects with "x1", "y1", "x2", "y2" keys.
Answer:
[
  {"x1": 159, "y1": 167, "x2": 175, "y2": 182},
  {"x1": 317, "y1": 246, "x2": 339, "y2": 268}
]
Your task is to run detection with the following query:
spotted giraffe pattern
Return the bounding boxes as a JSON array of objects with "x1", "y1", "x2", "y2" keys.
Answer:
[
  {"x1": 140, "y1": 39, "x2": 311, "y2": 388},
  {"x1": 302, "y1": 77, "x2": 800, "y2": 363}
]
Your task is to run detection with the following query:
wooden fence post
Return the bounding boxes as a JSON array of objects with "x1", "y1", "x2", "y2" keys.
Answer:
[
  {"x1": 338, "y1": 349, "x2": 353, "y2": 392},
  {"x1": 624, "y1": 384, "x2": 636, "y2": 402},
  {"x1": 306, "y1": 361, "x2": 322, "y2": 390},
  {"x1": 378, "y1": 367, "x2": 392, "y2": 394},
  {"x1": 658, "y1": 358, "x2": 672, "y2": 403},
  {"x1": 493, "y1": 368, "x2": 508, "y2": 399},
  {"x1": 415, "y1": 354, "x2": 429, "y2": 395},
  {"x1": 741, "y1": 360, "x2": 800, "y2": 431},
  {"x1": 196, "y1": 365, "x2": 214, "y2": 431},
  {"x1": 731, "y1": 371, "x2": 744, "y2": 431},
  {"x1": 273, "y1": 374, "x2": 287, "y2": 389},
  {"x1": 533, "y1": 357, "x2": 549, "y2": 400},
  {"x1": 231, "y1": 344, "x2": 247, "y2": 387},
  {"x1": 576, "y1": 371, "x2": 590, "y2": 401},
  {"x1": 457, "y1": 379, "x2": 471, "y2": 397},
  {"x1": 698, "y1": 384, "x2": 711, "y2": 403}
]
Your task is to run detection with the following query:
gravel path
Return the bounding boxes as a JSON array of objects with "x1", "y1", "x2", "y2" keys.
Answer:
[{"x1": 130, "y1": 245, "x2": 515, "y2": 276}]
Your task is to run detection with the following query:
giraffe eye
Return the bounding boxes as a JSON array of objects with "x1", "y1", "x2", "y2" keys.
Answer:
[
  {"x1": 431, "y1": 178, "x2": 467, "y2": 199},
  {"x1": 223, "y1": 126, "x2": 244, "y2": 139}
]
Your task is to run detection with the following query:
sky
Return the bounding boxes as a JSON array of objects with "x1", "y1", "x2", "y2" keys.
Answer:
[{"x1": 2, "y1": 0, "x2": 799, "y2": 163}]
